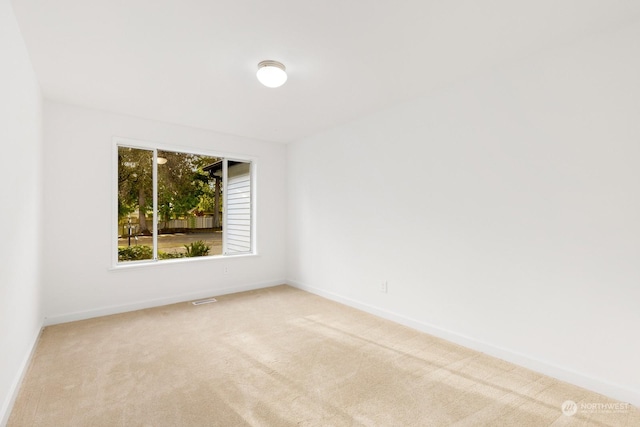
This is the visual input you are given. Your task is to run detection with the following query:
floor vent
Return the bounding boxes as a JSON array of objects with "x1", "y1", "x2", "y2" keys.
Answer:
[{"x1": 191, "y1": 298, "x2": 217, "y2": 306}]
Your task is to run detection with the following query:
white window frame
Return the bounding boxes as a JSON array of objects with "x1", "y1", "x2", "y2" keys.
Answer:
[{"x1": 112, "y1": 137, "x2": 257, "y2": 268}]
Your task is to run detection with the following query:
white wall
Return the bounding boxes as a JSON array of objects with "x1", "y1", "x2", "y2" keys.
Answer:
[
  {"x1": 287, "y1": 22, "x2": 640, "y2": 405},
  {"x1": 42, "y1": 102, "x2": 287, "y2": 323},
  {"x1": 0, "y1": 0, "x2": 43, "y2": 423}
]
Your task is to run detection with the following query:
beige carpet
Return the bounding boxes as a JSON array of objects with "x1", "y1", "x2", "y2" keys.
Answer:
[{"x1": 9, "y1": 285, "x2": 639, "y2": 426}]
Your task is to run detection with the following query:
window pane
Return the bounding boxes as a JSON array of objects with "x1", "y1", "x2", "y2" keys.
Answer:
[
  {"x1": 157, "y1": 150, "x2": 221, "y2": 259},
  {"x1": 225, "y1": 161, "x2": 252, "y2": 254},
  {"x1": 115, "y1": 141, "x2": 255, "y2": 265},
  {"x1": 118, "y1": 147, "x2": 154, "y2": 262}
]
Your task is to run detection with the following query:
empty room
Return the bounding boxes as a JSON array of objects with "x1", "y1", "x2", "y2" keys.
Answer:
[{"x1": 1, "y1": 0, "x2": 639, "y2": 425}]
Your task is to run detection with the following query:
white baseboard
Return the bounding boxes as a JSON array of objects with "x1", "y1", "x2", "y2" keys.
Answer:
[
  {"x1": 43, "y1": 279, "x2": 286, "y2": 326},
  {"x1": 287, "y1": 279, "x2": 640, "y2": 408},
  {"x1": 0, "y1": 325, "x2": 43, "y2": 427}
]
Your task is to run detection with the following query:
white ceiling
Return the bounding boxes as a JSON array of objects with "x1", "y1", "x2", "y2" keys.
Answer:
[{"x1": 11, "y1": 0, "x2": 640, "y2": 143}]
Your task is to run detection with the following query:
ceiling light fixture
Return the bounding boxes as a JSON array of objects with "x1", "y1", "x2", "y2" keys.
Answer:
[{"x1": 257, "y1": 60, "x2": 287, "y2": 88}]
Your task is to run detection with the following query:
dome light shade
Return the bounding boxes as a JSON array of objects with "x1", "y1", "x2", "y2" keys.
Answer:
[{"x1": 257, "y1": 60, "x2": 287, "y2": 88}]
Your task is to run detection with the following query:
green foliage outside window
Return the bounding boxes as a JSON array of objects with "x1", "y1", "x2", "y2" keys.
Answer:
[{"x1": 118, "y1": 241, "x2": 211, "y2": 261}]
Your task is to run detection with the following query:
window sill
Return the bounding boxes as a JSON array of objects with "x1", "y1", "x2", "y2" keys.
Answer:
[{"x1": 108, "y1": 252, "x2": 258, "y2": 271}]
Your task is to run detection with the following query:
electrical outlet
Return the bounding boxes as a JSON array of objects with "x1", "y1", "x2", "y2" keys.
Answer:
[
  {"x1": 379, "y1": 281, "x2": 388, "y2": 293},
  {"x1": 224, "y1": 266, "x2": 229, "y2": 274}
]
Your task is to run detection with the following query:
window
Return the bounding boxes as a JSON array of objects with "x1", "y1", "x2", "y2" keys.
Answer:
[{"x1": 115, "y1": 139, "x2": 254, "y2": 265}]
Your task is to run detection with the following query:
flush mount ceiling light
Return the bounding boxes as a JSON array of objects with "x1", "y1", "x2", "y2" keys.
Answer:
[{"x1": 257, "y1": 60, "x2": 287, "y2": 88}]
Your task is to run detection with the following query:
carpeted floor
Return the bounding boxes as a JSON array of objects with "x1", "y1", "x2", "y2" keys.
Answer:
[{"x1": 9, "y1": 285, "x2": 639, "y2": 426}]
